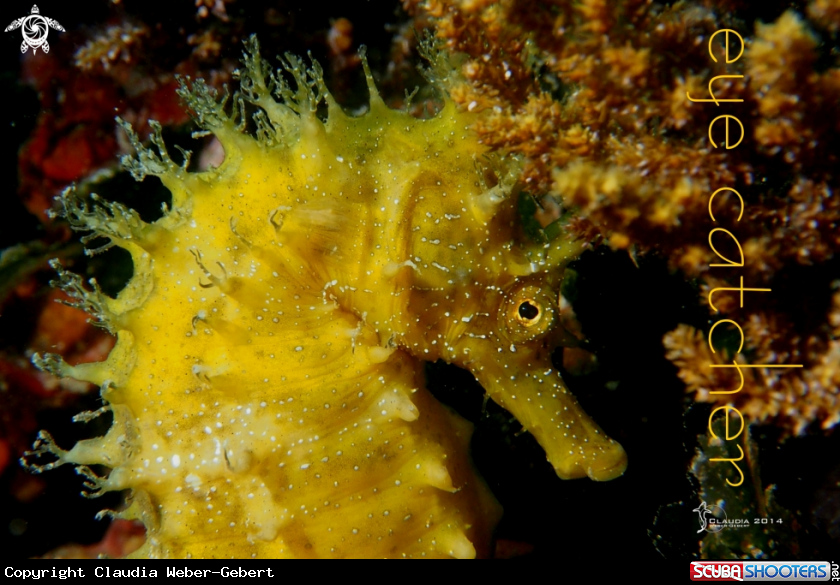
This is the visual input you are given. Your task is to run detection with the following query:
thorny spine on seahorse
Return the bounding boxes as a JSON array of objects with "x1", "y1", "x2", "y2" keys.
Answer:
[{"x1": 22, "y1": 34, "x2": 626, "y2": 559}]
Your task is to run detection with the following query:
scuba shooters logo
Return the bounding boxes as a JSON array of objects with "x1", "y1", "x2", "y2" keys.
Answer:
[{"x1": 690, "y1": 561, "x2": 834, "y2": 581}]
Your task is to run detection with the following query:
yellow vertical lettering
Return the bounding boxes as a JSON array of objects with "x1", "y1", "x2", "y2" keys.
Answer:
[
  {"x1": 708, "y1": 187, "x2": 745, "y2": 222},
  {"x1": 710, "y1": 445, "x2": 745, "y2": 487},
  {"x1": 686, "y1": 75, "x2": 744, "y2": 105},
  {"x1": 708, "y1": 405, "x2": 745, "y2": 441},
  {"x1": 708, "y1": 29, "x2": 745, "y2": 63},
  {"x1": 708, "y1": 227, "x2": 744, "y2": 267},
  {"x1": 708, "y1": 115, "x2": 744, "y2": 149}
]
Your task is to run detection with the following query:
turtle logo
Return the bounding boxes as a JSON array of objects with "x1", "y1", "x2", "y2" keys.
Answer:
[
  {"x1": 692, "y1": 501, "x2": 727, "y2": 533},
  {"x1": 5, "y1": 5, "x2": 64, "y2": 54}
]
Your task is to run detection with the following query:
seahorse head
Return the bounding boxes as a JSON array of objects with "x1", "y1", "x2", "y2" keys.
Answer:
[{"x1": 379, "y1": 141, "x2": 626, "y2": 480}]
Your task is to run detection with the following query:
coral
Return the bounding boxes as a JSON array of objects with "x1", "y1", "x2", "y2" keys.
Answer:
[
  {"x1": 665, "y1": 285, "x2": 840, "y2": 434},
  {"x1": 404, "y1": 0, "x2": 840, "y2": 434},
  {"x1": 194, "y1": 0, "x2": 231, "y2": 21},
  {"x1": 22, "y1": 37, "x2": 625, "y2": 558},
  {"x1": 16, "y1": 22, "x2": 201, "y2": 224},
  {"x1": 17, "y1": 52, "x2": 122, "y2": 221},
  {"x1": 74, "y1": 23, "x2": 148, "y2": 73},
  {"x1": 808, "y1": 0, "x2": 840, "y2": 32}
]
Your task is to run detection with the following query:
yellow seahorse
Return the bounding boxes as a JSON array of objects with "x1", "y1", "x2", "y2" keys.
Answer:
[{"x1": 24, "y1": 37, "x2": 626, "y2": 558}]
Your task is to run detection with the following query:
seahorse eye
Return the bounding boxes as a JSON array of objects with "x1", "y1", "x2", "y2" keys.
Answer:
[
  {"x1": 517, "y1": 299, "x2": 541, "y2": 323},
  {"x1": 499, "y1": 284, "x2": 556, "y2": 343}
]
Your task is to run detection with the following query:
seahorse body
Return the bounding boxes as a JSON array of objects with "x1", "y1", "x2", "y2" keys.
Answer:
[{"x1": 26, "y1": 38, "x2": 626, "y2": 558}]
